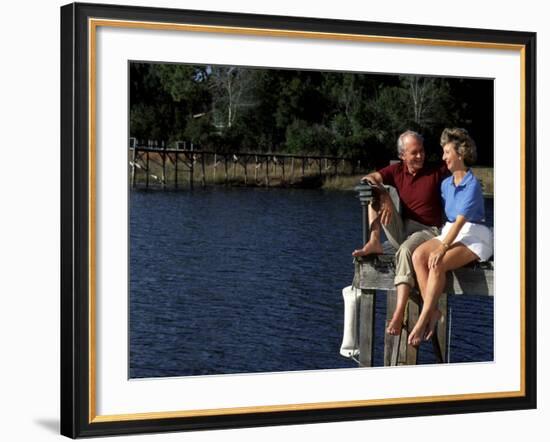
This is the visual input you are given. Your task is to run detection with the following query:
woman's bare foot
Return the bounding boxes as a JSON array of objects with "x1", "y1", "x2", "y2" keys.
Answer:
[
  {"x1": 386, "y1": 313, "x2": 404, "y2": 336},
  {"x1": 424, "y1": 309, "x2": 443, "y2": 341},
  {"x1": 352, "y1": 240, "x2": 383, "y2": 257},
  {"x1": 408, "y1": 321, "x2": 426, "y2": 347}
]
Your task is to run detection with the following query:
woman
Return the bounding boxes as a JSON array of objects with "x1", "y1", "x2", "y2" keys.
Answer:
[{"x1": 408, "y1": 128, "x2": 493, "y2": 347}]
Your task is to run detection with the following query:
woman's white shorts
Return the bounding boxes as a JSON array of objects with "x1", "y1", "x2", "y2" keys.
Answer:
[{"x1": 436, "y1": 221, "x2": 493, "y2": 262}]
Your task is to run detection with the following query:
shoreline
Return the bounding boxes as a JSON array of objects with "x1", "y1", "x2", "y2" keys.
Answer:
[{"x1": 131, "y1": 166, "x2": 494, "y2": 197}]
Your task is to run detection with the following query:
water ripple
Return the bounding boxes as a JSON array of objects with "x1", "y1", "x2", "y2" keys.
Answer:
[{"x1": 130, "y1": 188, "x2": 494, "y2": 377}]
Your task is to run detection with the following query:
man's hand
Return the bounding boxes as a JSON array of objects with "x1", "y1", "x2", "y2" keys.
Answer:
[{"x1": 360, "y1": 176, "x2": 374, "y2": 185}]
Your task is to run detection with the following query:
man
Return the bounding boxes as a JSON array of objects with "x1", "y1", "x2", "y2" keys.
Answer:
[{"x1": 352, "y1": 130, "x2": 448, "y2": 336}]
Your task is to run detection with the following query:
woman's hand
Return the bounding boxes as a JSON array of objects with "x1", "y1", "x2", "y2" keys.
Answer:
[{"x1": 428, "y1": 244, "x2": 448, "y2": 269}]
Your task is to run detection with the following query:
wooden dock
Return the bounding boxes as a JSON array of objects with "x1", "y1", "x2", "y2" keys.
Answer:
[
  {"x1": 341, "y1": 182, "x2": 494, "y2": 367},
  {"x1": 347, "y1": 255, "x2": 493, "y2": 368},
  {"x1": 129, "y1": 145, "x2": 356, "y2": 189}
]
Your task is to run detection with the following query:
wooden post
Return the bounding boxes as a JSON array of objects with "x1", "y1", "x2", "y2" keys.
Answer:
[
  {"x1": 145, "y1": 151, "x2": 149, "y2": 190},
  {"x1": 162, "y1": 151, "x2": 166, "y2": 191},
  {"x1": 281, "y1": 157, "x2": 285, "y2": 183},
  {"x1": 254, "y1": 155, "x2": 258, "y2": 183},
  {"x1": 174, "y1": 152, "x2": 179, "y2": 189},
  {"x1": 201, "y1": 154, "x2": 206, "y2": 188},
  {"x1": 384, "y1": 290, "x2": 399, "y2": 366},
  {"x1": 432, "y1": 293, "x2": 448, "y2": 363},
  {"x1": 224, "y1": 155, "x2": 229, "y2": 185},
  {"x1": 213, "y1": 153, "x2": 217, "y2": 183},
  {"x1": 362, "y1": 203, "x2": 369, "y2": 245},
  {"x1": 243, "y1": 158, "x2": 248, "y2": 185},
  {"x1": 302, "y1": 157, "x2": 306, "y2": 179},
  {"x1": 265, "y1": 157, "x2": 270, "y2": 187},
  {"x1": 318, "y1": 158, "x2": 322, "y2": 178},
  {"x1": 355, "y1": 182, "x2": 374, "y2": 245},
  {"x1": 404, "y1": 292, "x2": 421, "y2": 365},
  {"x1": 189, "y1": 154, "x2": 194, "y2": 190},
  {"x1": 290, "y1": 157, "x2": 295, "y2": 184},
  {"x1": 384, "y1": 290, "x2": 422, "y2": 366},
  {"x1": 131, "y1": 147, "x2": 137, "y2": 188},
  {"x1": 358, "y1": 289, "x2": 376, "y2": 367},
  {"x1": 233, "y1": 155, "x2": 237, "y2": 179}
]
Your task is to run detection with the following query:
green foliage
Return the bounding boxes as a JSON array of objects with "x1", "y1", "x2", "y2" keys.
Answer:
[
  {"x1": 130, "y1": 63, "x2": 494, "y2": 166},
  {"x1": 183, "y1": 114, "x2": 215, "y2": 145},
  {"x1": 285, "y1": 120, "x2": 334, "y2": 154}
]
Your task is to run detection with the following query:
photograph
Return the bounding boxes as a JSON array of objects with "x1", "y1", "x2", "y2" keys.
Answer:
[{"x1": 128, "y1": 61, "x2": 496, "y2": 378}]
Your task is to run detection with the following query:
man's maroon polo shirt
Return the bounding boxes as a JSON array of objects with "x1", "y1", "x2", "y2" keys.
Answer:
[{"x1": 378, "y1": 162, "x2": 449, "y2": 227}]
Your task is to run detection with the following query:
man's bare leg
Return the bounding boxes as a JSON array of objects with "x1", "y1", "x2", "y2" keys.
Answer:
[
  {"x1": 386, "y1": 283, "x2": 410, "y2": 335},
  {"x1": 352, "y1": 205, "x2": 384, "y2": 257}
]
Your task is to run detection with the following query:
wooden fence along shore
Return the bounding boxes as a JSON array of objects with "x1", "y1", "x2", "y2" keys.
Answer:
[
  {"x1": 340, "y1": 183, "x2": 494, "y2": 367},
  {"x1": 129, "y1": 145, "x2": 359, "y2": 190}
]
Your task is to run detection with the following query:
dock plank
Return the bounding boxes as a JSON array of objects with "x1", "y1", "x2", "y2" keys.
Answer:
[{"x1": 356, "y1": 254, "x2": 493, "y2": 296}]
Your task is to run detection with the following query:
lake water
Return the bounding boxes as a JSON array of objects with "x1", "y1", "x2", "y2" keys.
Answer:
[{"x1": 129, "y1": 188, "x2": 493, "y2": 378}]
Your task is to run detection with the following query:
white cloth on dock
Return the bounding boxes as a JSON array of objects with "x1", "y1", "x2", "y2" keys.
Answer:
[{"x1": 339, "y1": 286, "x2": 360, "y2": 358}]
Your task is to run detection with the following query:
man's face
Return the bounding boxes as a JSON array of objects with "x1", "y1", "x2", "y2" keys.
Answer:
[{"x1": 401, "y1": 136, "x2": 425, "y2": 174}]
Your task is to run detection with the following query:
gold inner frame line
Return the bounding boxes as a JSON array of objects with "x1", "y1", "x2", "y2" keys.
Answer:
[{"x1": 88, "y1": 18, "x2": 527, "y2": 423}]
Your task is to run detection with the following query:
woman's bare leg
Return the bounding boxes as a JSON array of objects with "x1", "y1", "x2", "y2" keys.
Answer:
[
  {"x1": 413, "y1": 238, "x2": 443, "y2": 340},
  {"x1": 413, "y1": 239, "x2": 443, "y2": 300},
  {"x1": 410, "y1": 239, "x2": 444, "y2": 341},
  {"x1": 408, "y1": 244, "x2": 478, "y2": 347}
]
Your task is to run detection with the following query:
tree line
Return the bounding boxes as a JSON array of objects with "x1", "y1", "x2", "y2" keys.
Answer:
[{"x1": 130, "y1": 62, "x2": 494, "y2": 168}]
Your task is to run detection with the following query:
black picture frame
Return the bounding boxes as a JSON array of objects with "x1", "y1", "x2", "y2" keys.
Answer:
[{"x1": 60, "y1": 2, "x2": 537, "y2": 438}]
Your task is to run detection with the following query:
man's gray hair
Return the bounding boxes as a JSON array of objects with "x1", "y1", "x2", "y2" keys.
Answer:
[{"x1": 397, "y1": 130, "x2": 424, "y2": 158}]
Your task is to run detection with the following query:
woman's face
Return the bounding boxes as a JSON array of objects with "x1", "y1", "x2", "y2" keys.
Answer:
[{"x1": 442, "y1": 142, "x2": 463, "y2": 172}]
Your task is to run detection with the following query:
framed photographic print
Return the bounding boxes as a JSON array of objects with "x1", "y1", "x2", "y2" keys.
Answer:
[{"x1": 60, "y1": 2, "x2": 536, "y2": 438}]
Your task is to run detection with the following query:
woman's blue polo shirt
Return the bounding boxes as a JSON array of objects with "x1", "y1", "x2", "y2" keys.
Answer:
[{"x1": 441, "y1": 169, "x2": 485, "y2": 224}]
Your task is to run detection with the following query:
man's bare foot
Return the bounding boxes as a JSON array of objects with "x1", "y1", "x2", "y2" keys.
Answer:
[
  {"x1": 424, "y1": 309, "x2": 443, "y2": 341},
  {"x1": 386, "y1": 313, "x2": 404, "y2": 336},
  {"x1": 408, "y1": 322, "x2": 426, "y2": 347},
  {"x1": 352, "y1": 240, "x2": 383, "y2": 257}
]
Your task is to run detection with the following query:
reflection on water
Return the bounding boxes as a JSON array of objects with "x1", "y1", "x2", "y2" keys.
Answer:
[{"x1": 129, "y1": 188, "x2": 493, "y2": 378}]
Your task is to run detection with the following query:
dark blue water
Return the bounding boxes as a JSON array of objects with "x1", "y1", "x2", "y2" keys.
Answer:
[{"x1": 129, "y1": 188, "x2": 493, "y2": 378}]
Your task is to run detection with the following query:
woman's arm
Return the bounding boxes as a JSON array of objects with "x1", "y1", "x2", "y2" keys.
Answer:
[{"x1": 428, "y1": 215, "x2": 468, "y2": 269}]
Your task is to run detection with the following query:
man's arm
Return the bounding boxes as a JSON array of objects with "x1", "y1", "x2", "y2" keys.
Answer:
[
  {"x1": 360, "y1": 172, "x2": 394, "y2": 225},
  {"x1": 361, "y1": 171, "x2": 384, "y2": 187}
]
